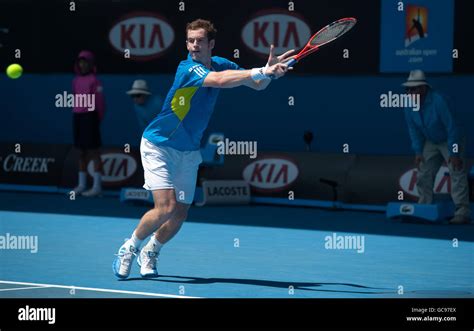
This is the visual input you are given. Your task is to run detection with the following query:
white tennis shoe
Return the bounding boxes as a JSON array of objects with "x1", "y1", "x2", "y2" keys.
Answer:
[
  {"x1": 71, "y1": 185, "x2": 86, "y2": 194},
  {"x1": 113, "y1": 241, "x2": 139, "y2": 279},
  {"x1": 82, "y1": 187, "x2": 102, "y2": 197},
  {"x1": 137, "y1": 247, "x2": 159, "y2": 278}
]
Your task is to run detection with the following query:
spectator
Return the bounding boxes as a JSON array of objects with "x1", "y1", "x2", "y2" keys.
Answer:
[
  {"x1": 403, "y1": 69, "x2": 470, "y2": 224},
  {"x1": 71, "y1": 50, "x2": 105, "y2": 197},
  {"x1": 126, "y1": 79, "x2": 163, "y2": 133}
]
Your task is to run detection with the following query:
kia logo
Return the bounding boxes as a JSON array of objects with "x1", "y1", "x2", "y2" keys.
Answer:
[
  {"x1": 88, "y1": 153, "x2": 137, "y2": 183},
  {"x1": 241, "y1": 10, "x2": 311, "y2": 56},
  {"x1": 399, "y1": 166, "x2": 451, "y2": 198},
  {"x1": 242, "y1": 157, "x2": 298, "y2": 191},
  {"x1": 109, "y1": 12, "x2": 174, "y2": 61}
]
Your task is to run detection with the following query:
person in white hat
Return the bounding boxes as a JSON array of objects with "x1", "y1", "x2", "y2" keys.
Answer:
[
  {"x1": 403, "y1": 69, "x2": 470, "y2": 224},
  {"x1": 126, "y1": 79, "x2": 163, "y2": 133}
]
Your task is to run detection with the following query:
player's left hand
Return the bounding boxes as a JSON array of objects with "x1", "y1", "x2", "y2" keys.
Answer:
[
  {"x1": 266, "y1": 44, "x2": 295, "y2": 67},
  {"x1": 448, "y1": 156, "x2": 463, "y2": 171}
]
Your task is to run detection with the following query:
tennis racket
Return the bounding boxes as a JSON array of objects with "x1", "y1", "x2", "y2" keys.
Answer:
[{"x1": 286, "y1": 17, "x2": 357, "y2": 67}]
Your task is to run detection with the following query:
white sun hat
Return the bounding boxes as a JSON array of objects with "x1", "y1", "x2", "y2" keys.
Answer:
[
  {"x1": 126, "y1": 79, "x2": 152, "y2": 95},
  {"x1": 401, "y1": 69, "x2": 432, "y2": 88}
]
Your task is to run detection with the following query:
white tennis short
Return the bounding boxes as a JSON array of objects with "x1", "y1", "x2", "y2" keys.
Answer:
[{"x1": 140, "y1": 137, "x2": 202, "y2": 204}]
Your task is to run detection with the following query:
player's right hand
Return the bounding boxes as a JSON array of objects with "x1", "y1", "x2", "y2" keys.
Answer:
[
  {"x1": 267, "y1": 44, "x2": 295, "y2": 67},
  {"x1": 265, "y1": 62, "x2": 292, "y2": 80}
]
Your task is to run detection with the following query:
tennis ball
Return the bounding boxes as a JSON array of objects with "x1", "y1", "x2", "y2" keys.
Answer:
[{"x1": 6, "y1": 63, "x2": 23, "y2": 79}]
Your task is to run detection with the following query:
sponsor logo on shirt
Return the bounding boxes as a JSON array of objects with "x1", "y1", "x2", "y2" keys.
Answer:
[{"x1": 189, "y1": 64, "x2": 207, "y2": 78}]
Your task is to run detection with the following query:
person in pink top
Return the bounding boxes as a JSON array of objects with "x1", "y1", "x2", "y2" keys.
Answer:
[{"x1": 71, "y1": 50, "x2": 106, "y2": 197}]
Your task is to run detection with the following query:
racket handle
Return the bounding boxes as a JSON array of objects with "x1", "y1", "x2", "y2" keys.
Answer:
[{"x1": 286, "y1": 58, "x2": 297, "y2": 67}]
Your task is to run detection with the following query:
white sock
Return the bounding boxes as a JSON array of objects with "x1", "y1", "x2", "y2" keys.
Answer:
[
  {"x1": 78, "y1": 171, "x2": 86, "y2": 187},
  {"x1": 145, "y1": 235, "x2": 163, "y2": 253},
  {"x1": 129, "y1": 231, "x2": 143, "y2": 249},
  {"x1": 92, "y1": 171, "x2": 102, "y2": 190}
]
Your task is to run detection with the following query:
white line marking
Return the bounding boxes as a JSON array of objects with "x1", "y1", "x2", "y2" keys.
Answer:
[
  {"x1": 0, "y1": 280, "x2": 200, "y2": 298},
  {"x1": 0, "y1": 286, "x2": 53, "y2": 292}
]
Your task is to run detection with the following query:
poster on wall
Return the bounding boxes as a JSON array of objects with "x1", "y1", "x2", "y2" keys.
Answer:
[{"x1": 380, "y1": 0, "x2": 454, "y2": 72}]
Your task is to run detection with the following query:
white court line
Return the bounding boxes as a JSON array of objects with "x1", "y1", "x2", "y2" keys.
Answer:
[
  {"x1": 0, "y1": 286, "x2": 53, "y2": 292},
  {"x1": 0, "y1": 280, "x2": 201, "y2": 299}
]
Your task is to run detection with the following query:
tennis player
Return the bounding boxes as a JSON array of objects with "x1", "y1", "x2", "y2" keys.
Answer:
[{"x1": 113, "y1": 19, "x2": 294, "y2": 278}]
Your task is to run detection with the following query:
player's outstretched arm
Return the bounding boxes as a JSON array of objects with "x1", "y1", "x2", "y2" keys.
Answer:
[
  {"x1": 203, "y1": 45, "x2": 293, "y2": 90},
  {"x1": 203, "y1": 63, "x2": 290, "y2": 89}
]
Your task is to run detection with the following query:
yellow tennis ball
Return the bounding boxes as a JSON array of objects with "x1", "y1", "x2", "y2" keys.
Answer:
[{"x1": 6, "y1": 63, "x2": 23, "y2": 79}]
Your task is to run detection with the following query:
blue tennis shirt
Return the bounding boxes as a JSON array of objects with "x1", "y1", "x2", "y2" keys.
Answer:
[
  {"x1": 143, "y1": 53, "x2": 240, "y2": 151},
  {"x1": 404, "y1": 89, "x2": 462, "y2": 156}
]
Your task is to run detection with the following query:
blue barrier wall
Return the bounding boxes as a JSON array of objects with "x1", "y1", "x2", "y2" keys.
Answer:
[{"x1": 1, "y1": 74, "x2": 472, "y2": 156}]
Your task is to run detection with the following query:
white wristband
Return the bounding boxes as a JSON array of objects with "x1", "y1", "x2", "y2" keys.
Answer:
[{"x1": 250, "y1": 66, "x2": 270, "y2": 82}]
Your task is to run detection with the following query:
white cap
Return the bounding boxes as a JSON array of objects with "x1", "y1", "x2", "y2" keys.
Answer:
[
  {"x1": 126, "y1": 79, "x2": 152, "y2": 95},
  {"x1": 401, "y1": 69, "x2": 431, "y2": 88}
]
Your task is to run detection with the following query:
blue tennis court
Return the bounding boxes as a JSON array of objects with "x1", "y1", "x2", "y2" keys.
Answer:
[{"x1": 1, "y1": 191, "x2": 472, "y2": 299}]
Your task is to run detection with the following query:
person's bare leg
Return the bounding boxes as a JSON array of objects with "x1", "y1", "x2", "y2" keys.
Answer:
[
  {"x1": 154, "y1": 202, "x2": 190, "y2": 244},
  {"x1": 113, "y1": 189, "x2": 178, "y2": 278},
  {"x1": 136, "y1": 201, "x2": 189, "y2": 277},
  {"x1": 135, "y1": 189, "x2": 178, "y2": 240}
]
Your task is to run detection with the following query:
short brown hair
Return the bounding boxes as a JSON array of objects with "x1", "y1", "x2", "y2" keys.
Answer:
[{"x1": 186, "y1": 19, "x2": 217, "y2": 40}]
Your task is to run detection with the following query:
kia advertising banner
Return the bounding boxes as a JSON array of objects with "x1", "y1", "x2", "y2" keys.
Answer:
[
  {"x1": 0, "y1": 0, "x2": 378, "y2": 74},
  {"x1": 379, "y1": 0, "x2": 455, "y2": 72},
  {"x1": 108, "y1": 12, "x2": 176, "y2": 62},
  {"x1": 60, "y1": 147, "x2": 144, "y2": 189},
  {"x1": 200, "y1": 152, "x2": 356, "y2": 200},
  {"x1": 1, "y1": 0, "x2": 471, "y2": 74},
  {"x1": 200, "y1": 151, "x2": 473, "y2": 204}
]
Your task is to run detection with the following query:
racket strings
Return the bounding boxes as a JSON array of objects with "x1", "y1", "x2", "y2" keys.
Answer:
[{"x1": 310, "y1": 20, "x2": 356, "y2": 46}]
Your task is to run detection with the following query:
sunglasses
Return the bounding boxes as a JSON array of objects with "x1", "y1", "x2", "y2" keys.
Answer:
[{"x1": 132, "y1": 94, "x2": 145, "y2": 99}]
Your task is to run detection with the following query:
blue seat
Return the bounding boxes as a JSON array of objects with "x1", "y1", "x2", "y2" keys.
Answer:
[{"x1": 386, "y1": 201, "x2": 455, "y2": 222}]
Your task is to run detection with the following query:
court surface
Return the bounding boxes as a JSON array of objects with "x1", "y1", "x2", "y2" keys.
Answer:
[{"x1": 0, "y1": 191, "x2": 472, "y2": 298}]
